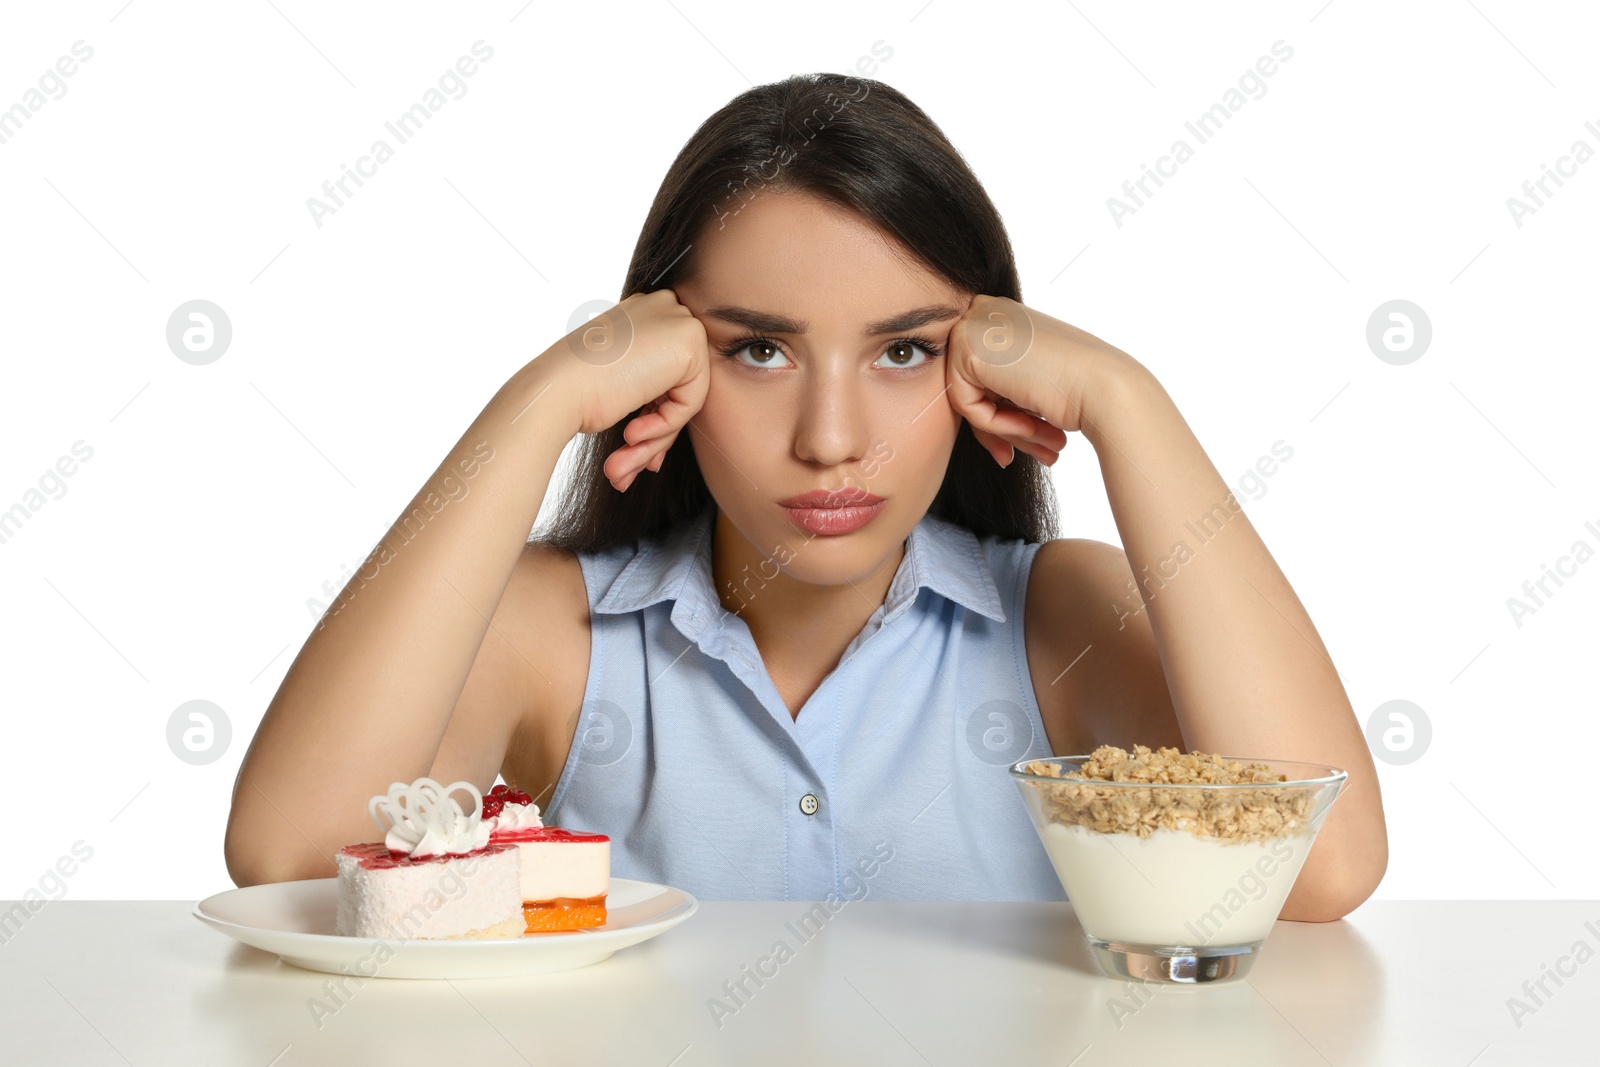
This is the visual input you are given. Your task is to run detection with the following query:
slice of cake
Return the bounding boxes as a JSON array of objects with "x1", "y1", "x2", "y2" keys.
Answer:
[
  {"x1": 481, "y1": 784, "x2": 611, "y2": 932},
  {"x1": 335, "y1": 778, "x2": 524, "y2": 940}
]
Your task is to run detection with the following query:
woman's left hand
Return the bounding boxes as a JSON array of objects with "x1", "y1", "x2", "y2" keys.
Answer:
[{"x1": 944, "y1": 294, "x2": 1135, "y2": 468}]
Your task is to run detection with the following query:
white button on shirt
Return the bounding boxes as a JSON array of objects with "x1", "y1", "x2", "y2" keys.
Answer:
[{"x1": 543, "y1": 503, "x2": 1066, "y2": 902}]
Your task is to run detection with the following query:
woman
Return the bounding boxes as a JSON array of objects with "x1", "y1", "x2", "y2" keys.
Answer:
[{"x1": 226, "y1": 73, "x2": 1386, "y2": 917}]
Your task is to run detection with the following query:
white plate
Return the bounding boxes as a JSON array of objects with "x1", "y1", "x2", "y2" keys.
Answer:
[{"x1": 194, "y1": 877, "x2": 697, "y2": 979}]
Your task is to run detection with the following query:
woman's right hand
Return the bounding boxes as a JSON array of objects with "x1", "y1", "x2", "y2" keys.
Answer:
[{"x1": 549, "y1": 288, "x2": 711, "y2": 492}]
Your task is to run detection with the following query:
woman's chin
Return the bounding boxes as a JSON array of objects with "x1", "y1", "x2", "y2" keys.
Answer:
[{"x1": 739, "y1": 512, "x2": 911, "y2": 585}]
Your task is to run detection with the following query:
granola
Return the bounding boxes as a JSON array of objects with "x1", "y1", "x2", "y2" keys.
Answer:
[{"x1": 1021, "y1": 744, "x2": 1316, "y2": 843}]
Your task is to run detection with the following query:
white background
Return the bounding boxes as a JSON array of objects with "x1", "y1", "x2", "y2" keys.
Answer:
[{"x1": 1, "y1": 0, "x2": 1594, "y2": 902}]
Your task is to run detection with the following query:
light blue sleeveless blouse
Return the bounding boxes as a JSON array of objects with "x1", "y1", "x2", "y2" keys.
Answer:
[{"x1": 543, "y1": 504, "x2": 1067, "y2": 902}]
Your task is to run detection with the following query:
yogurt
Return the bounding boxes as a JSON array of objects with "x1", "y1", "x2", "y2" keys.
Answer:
[{"x1": 1040, "y1": 822, "x2": 1313, "y2": 947}]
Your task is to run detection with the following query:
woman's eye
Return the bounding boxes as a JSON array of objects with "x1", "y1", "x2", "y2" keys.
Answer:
[
  {"x1": 876, "y1": 341, "x2": 936, "y2": 370},
  {"x1": 727, "y1": 341, "x2": 789, "y2": 368}
]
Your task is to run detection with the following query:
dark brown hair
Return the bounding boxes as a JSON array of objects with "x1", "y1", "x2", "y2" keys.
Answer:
[{"x1": 535, "y1": 72, "x2": 1059, "y2": 554}]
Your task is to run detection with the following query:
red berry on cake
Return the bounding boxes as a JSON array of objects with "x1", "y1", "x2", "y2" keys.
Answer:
[{"x1": 481, "y1": 783, "x2": 544, "y2": 835}]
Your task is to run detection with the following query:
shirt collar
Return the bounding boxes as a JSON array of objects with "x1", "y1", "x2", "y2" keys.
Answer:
[{"x1": 593, "y1": 504, "x2": 1008, "y2": 627}]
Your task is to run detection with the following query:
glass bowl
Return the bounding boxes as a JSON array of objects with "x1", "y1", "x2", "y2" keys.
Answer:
[{"x1": 1010, "y1": 753, "x2": 1347, "y2": 984}]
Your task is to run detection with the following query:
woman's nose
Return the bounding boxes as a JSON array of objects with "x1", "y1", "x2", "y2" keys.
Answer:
[{"x1": 791, "y1": 361, "x2": 872, "y2": 469}]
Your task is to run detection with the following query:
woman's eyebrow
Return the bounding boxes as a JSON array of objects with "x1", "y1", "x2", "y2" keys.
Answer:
[{"x1": 702, "y1": 304, "x2": 966, "y2": 336}]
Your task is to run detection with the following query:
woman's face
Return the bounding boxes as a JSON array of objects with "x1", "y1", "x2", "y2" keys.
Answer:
[{"x1": 674, "y1": 190, "x2": 969, "y2": 584}]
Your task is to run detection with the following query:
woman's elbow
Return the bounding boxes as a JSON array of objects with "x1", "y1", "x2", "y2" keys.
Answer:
[
  {"x1": 1281, "y1": 849, "x2": 1388, "y2": 923},
  {"x1": 224, "y1": 803, "x2": 332, "y2": 888}
]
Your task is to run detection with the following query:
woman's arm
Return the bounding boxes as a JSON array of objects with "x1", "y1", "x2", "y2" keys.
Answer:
[
  {"x1": 224, "y1": 355, "x2": 579, "y2": 886},
  {"x1": 225, "y1": 289, "x2": 709, "y2": 887},
  {"x1": 946, "y1": 297, "x2": 1387, "y2": 922},
  {"x1": 1078, "y1": 358, "x2": 1387, "y2": 921}
]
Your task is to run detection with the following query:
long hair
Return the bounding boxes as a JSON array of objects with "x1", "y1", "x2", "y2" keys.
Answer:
[{"x1": 535, "y1": 72, "x2": 1059, "y2": 553}]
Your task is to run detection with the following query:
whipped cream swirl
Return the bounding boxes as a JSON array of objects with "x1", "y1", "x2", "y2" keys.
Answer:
[
  {"x1": 367, "y1": 777, "x2": 490, "y2": 858},
  {"x1": 486, "y1": 798, "x2": 544, "y2": 834}
]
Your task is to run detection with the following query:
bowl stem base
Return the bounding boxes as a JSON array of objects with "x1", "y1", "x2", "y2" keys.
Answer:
[{"x1": 1091, "y1": 938, "x2": 1261, "y2": 984}]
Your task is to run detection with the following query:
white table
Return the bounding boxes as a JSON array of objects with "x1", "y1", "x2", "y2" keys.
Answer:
[{"x1": 0, "y1": 898, "x2": 1592, "y2": 1065}]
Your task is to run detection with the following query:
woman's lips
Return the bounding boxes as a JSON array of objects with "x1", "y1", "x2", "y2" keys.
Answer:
[
  {"x1": 778, "y1": 495, "x2": 887, "y2": 536},
  {"x1": 778, "y1": 488, "x2": 884, "y2": 509}
]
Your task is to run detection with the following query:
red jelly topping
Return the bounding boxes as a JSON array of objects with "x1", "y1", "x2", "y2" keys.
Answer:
[
  {"x1": 341, "y1": 840, "x2": 513, "y2": 870},
  {"x1": 481, "y1": 783, "x2": 534, "y2": 821},
  {"x1": 489, "y1": 826, "x2": 610, "y2": 844}
]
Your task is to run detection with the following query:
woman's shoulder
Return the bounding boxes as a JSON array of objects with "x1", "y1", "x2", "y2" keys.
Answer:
[
  {"x1": 509, "y1": 538, "x2": 595, "y2": 628},
  {"x1": 949, "y1": 523, "x2": 1123, "y2": 599},
  {"x1": 526, "y1": 529, "x2": 665, "y2": 616},
  {"x1": 1024, "y1": 536, "x2": 1135, "y2": 620}
]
